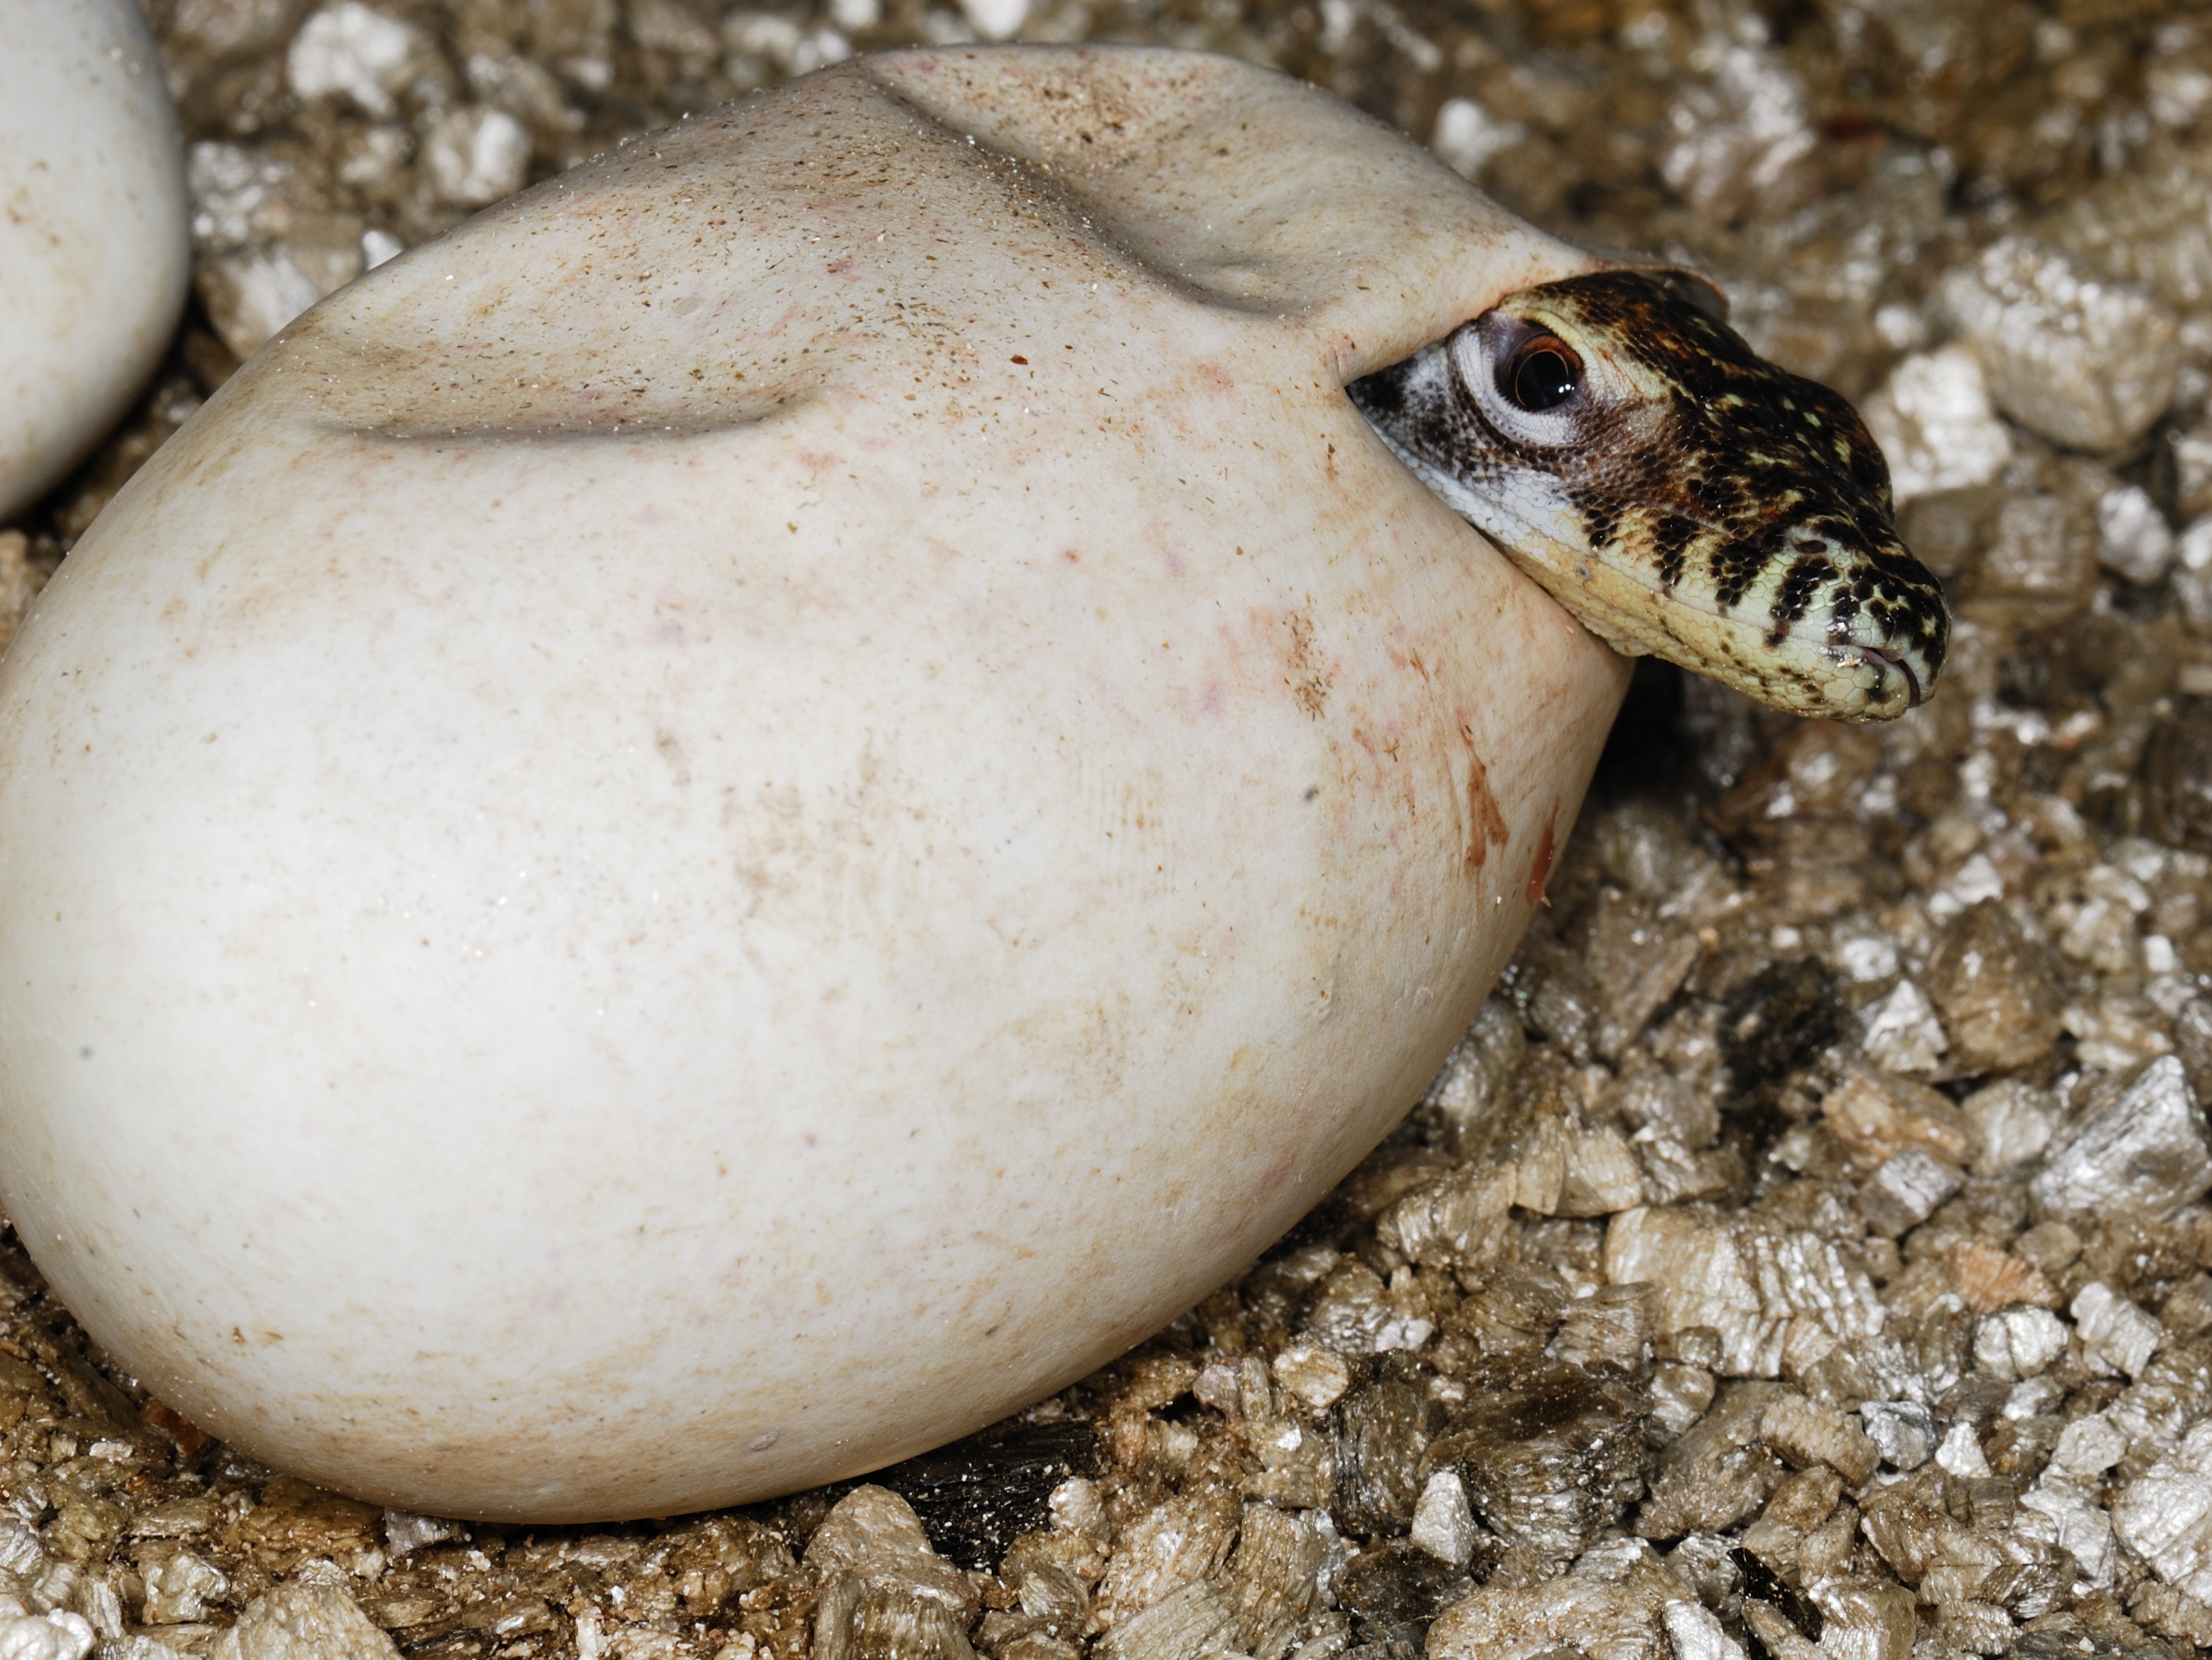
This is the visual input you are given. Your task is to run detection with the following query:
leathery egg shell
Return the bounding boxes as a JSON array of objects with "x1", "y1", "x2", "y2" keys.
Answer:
[
  {"x1": 0, "y1": 48, "x2": 1630, "y2": 1522},
  {"x1": 0, "y1": 0, "x2": 192, "y2": 519}
]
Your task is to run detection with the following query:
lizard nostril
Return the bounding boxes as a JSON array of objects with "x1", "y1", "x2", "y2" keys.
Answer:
[{"x1": 1863, "y1": 645, "x2": 1924, "y2": 708}]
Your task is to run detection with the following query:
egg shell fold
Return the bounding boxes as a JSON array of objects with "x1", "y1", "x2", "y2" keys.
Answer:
[{"x1": 0, "y1": 46, "x2": 1630, "y2": 1521}]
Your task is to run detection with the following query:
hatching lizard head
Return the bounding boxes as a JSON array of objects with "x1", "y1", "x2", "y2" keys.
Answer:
[{"x1": 1350, "y1": 269, "x2": 1949, "y2": 722}]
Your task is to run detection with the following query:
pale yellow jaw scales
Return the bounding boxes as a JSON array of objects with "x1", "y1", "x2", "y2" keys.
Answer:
[
  {"x1": 0, "y1": 49, "x2": 1629, "y2": 1521},
  {"x1": 1515, "y1": 530, "x2": 1902, "y2": 720}
]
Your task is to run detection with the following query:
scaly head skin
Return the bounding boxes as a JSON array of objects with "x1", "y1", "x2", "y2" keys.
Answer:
[{"x1": 1349, "y1": 270, "x2": 1949, "y2": 721}]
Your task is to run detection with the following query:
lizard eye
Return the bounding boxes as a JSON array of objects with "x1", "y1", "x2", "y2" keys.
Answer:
[
  {"x1": 1504, "y1": 338, "x2": 1579, "y2": 412},
  {"x1": 1450, "y1": 311, "x2": 1597, "y2": 449}
]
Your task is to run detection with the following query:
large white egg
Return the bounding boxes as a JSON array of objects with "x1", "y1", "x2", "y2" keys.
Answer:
[
  {"x1": 0, "y1": 0, "x2": 192, "y2": 520},
  {"x1": 0, "y1": 48, "x2": 1629, "y2": 1521}
]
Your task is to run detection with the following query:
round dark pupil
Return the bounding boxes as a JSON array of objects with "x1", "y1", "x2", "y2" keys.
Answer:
[{"x1": 1510, "y1": 345, "x2": 1577, "y2": 412}]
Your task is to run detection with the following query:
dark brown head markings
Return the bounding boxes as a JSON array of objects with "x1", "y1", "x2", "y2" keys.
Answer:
[{"x1": 1348, "y1": 269, "x2": 1949, "y2": 721}]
